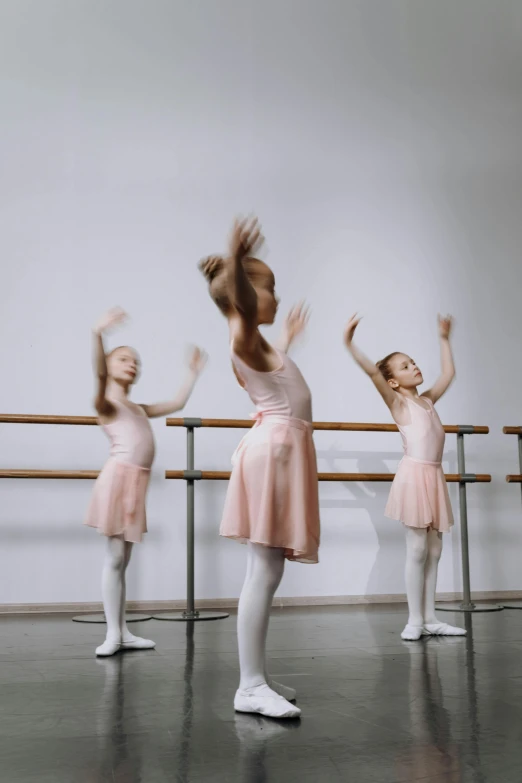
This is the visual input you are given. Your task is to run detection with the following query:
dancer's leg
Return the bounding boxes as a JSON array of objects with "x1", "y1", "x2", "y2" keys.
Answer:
[
  {"x1": 238, "y1": 543, "x2": 285, "y2": 689},
  {"x1": 253, "y1": 545, "x2": 296, "y2": 702},
  {"x1": 119, "y1": 540, "x2": 155, "y2": 651},
  {"x1": 96, "y1": 535, "x2": 127, "y2": 656},
  {"x1": 422, "y1": 529, "x2": 466, "y2": 636},
  {"x1": 235, "y1": 543, "x2": 300, "y2": 718},
  {"x1": 402, "y1": 528, "x2": 428, "y2": 640},
  {"x1": 423, "y1": 530, "x2": 443, "y2": 624}
]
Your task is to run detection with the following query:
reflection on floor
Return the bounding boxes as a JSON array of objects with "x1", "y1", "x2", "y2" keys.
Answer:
[{"x1": 0, "y1": 604, "x2": 520, "y2": 782}]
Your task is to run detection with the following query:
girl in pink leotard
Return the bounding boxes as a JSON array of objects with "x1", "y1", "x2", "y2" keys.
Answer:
[
  {"x1": 200, "y1": 217, "x2": 320, "y2": 719},
  {"x1": 86, "y1": 307, "x2": 207, "y2": 657},
  {"x1": 344, "y1": 313, "x2": 466, "y2": 642}
]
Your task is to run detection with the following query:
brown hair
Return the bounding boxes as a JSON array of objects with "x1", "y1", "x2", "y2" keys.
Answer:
[
  {"x1": 199, "y1": 255, "x2": 274, "y2": 315},
  {"x1": 376, "y1": 352, "x2": 402, "y2": 382},
  {"x1": 106, "y1": 346, "x2": 140, "y2": 364}
]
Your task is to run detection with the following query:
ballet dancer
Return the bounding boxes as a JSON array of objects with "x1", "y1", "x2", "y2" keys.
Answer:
[
  {"x1": 344, "y1": 313, "x2": 466, "y2": 641},
  {"x1": 85, "y1": 307, "x2": 207, "y2": 657},
  {"x1": 200, "y1": 217, "x2": 320, "y2": 719}
]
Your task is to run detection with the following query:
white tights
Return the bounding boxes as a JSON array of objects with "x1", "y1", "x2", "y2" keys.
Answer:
[
  {"x1": 404, "y1": 527, "x2": 443, "y2": 627},
  {"x1": 237, "y1": 542, "x2": 285, "y2": 690},
  {"x1": 101, "y1": 535, "x2": 134, "y2": 642}
]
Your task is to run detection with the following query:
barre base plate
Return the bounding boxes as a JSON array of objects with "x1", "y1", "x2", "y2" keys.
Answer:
[
  {"x1": 153, "y1": 610, "x2": 229, "y2": 622},
  {"x1": 436, "y1": 602, "x2": 503, "y2": 613},
  {"x1": 72, "y1": 613, "x2": 152, "y2": 624}
]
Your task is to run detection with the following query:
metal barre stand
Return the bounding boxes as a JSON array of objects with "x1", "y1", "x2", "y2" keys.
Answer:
[
  {"x1": 502, "y1": 427, "x2": 522, "y2": 610},
  {"x1": 157, "y1": 416, "x2": 495, "y2": 618},
  {"x1": 437, "y1": 426, "x2": 502, "y2": 613},
  {"x1": 154, "y1": 418, "x2": 229, "y2": 622}
]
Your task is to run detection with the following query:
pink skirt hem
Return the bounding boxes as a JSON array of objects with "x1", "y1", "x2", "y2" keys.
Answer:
[
  {"x1": 219, "y1": 533, "x2": 319, "y2": 565},
  {"x1": 385, "y1": 456, "x2": 454, "y2": 533},
  {"x1": 84, "y1": 459, "x2": 151, "y2": 544}
]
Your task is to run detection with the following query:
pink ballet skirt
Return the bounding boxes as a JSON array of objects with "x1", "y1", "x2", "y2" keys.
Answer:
[
  {"x1": 385, "y1": 456, "x2": 454, "y2": 532},
  {"x1": 220, "y1": 412, "x2": 320, "y2": 563},
  {"x1": 85, "y1": 459, "x2": 151, "y2": 543},
  {"x1": 385, "y1": 396, "x2": 454, "y2": 532}
]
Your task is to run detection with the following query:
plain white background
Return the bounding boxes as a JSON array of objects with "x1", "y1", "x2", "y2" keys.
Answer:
[{"x1": 0, "y1": 0, "x2": 521, "y2": 607}]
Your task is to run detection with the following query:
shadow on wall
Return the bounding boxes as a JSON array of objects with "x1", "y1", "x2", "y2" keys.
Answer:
[{"x1": 316, "y1": 448, "x2": 459, "y2": 597}]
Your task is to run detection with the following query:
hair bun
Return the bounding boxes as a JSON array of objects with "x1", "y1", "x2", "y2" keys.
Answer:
[{"x1": 199, "y1": 255, "x2": 224, "y2": 283}]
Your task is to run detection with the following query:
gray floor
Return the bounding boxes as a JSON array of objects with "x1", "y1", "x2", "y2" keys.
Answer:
[{"x1": 0, "y1": 604, "x2": 520, "y2": 782}]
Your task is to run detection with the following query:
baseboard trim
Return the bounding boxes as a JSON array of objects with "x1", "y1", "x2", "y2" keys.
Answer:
[{"x1": 1, "y1": 590, "x2": 521, "y2": 616}]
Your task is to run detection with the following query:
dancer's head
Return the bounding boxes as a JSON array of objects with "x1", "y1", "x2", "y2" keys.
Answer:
[
  {"x1": 377, "y1": 352, "x2": 423, "y2": 391},
  {"x1": 199, "y1": 255, "x2": 279, "y2": 325},
  {"x1": 106, "y1": 345, "x2": 140, "y2": 388}
]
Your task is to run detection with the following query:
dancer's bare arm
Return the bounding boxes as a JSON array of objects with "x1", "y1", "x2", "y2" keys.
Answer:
[
  {"x1": 344, "y1": 314, "x2": 405, "y2": 419},
  {"x1": 142, "y1": 347, "x2": 208, "y2": 418},
  {"x1": 92, "y1": 307, "x2": 127, "y2": 417},
  {"x1": 422, "y1": 316, "x2": 455, "y2": 404},
  {"x1": 276, "y1": 302, "x2": 310, "y2": 354}
]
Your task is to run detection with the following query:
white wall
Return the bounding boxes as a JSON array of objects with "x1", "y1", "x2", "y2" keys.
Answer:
[{"x1": 1, "y1": 0, "x2": 522, "y2": 606}]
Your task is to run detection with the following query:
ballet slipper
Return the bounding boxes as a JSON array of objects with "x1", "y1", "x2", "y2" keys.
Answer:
[
  {"x1": 95, "y1": 638, "x2": 121, "y2": 657},
  {"x1": 120, "y1": 632, "x2": 156, "y2": 650},
  {"x1": 401, "y1": 624, "x2": 424, "y2": 641},
  {"x1": 234, "y1": 684, "x2": 301, "y2": 719},
  {"x1": 267, "y1": 679, "x2": 297, "y2": 702},
  {"x1": 422, "y1": 622, "x2": 466, "y2": 637}
]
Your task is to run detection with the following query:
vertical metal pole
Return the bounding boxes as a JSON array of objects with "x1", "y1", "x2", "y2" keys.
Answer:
[
  {"x1": 502, "y1": 433, "x2": 522, "y2": 610},
  {"x1": 438, "y1": 428, "x2": 501, "y2": 613},
  {"x1": 185, "y1": 425, "x2": 198, "y2": 619},
  {"x1": 153, "y1": 417, "x2": 228, "y2": 622},
  {"x1": 457, "y1": 432, "x2": 474, "y2": 610},
  {"x1": 518, "y1": 434, "x2": 522, "y2": 508}
]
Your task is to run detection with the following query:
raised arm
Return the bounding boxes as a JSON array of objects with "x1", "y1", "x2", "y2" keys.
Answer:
[
  {"x1": 141, "y1": 346, "x2": 208, "y2": 418},
  {"x1": 276, "y1": 302, "x2": 310, "y2": 354},
  {"x1": 344, "y1": 314, "x2": 403, "y2": 416},
  {"x1": 227, "y1": 217, "x2": 264, "y2": 356},
  {"x1": 422, "y1": 315, "x2": 455, "y2": 404},
  {"x1": 92, "y1": 307, "x2": 127, "y2": 417}
]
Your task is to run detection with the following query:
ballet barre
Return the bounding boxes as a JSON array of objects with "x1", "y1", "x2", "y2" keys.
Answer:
[
  {"x1": 502, "y1": 426, "x2": 522, "y2": 609},
  {"x1": 164, "y1": 417, "x2": 493, "y2": 622},
  {"x1": 0, "y1": 413, "x2": 151, "y2": 625},
  {"x1": 0, "y1": 414, "x2": 97, "y2": 425},
  {"x1": 165, "y1": 470, "x2": 491, "y2": 482},
  {"x1": 0, "y1": 470, "x2": 99, "y2": 479}
]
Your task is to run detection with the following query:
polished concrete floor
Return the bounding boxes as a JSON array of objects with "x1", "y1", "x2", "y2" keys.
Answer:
[{"x1": 0, "y1": 604, "x2": 521, "y2": 782}]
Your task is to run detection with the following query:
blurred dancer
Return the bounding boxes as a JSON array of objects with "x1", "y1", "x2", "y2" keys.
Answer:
[{"x1": 200, "y1": 217, "x2": 319, "y2": 718}]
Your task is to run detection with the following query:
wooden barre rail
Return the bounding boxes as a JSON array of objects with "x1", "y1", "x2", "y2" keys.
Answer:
[
  {"x1": 166, "y1": 418, "x2": 489, "y2": 434},
  {"x1": 0, "y1": 470, "x2": 492, "y2": 482},
  {"x1": 0, "y1": 414, "x2": 489, "y2": 435},
  {"x1": 503, "y1": 427, "x2": 522, "y2": 435},
  {"x1": 0, "y1": 470, "x2": 99, "y2": 479},
  {"x1": 506, "y1": 475, "x2": 522, "y2": 484},
  {"x1": 166, "y1": 470, "x2": 491, "y2": 483},
  {"x1": 0, "y1": 414, "x2": 98, "y2": 425}
]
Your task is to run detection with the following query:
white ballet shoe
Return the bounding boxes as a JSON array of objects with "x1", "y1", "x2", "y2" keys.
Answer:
[
  {"x1": 234, "y1": 684, "x2": 301, "y2": 719},
  {"x1": 422, "y1": 622, "x2": 467, "y2": 637},
  {"x1": 401, "y1": 624, "x2": 424, "y2": 641},
  {"x1": 120, "y1": 633, "x2": 156, "y2": 650},
  {"x1": 268, "y1": 679, "x2": 297, "y2": 702},
  {"x1": 95, "y1": 638, "x2": 121, "y2": 657}
]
